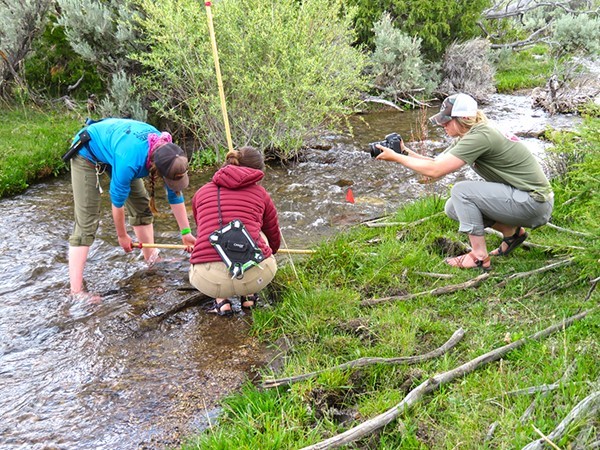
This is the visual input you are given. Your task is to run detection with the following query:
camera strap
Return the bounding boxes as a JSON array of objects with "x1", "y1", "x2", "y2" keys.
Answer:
[{"x1": 209, "y1": 187, "x2": 265, "y2": 279}]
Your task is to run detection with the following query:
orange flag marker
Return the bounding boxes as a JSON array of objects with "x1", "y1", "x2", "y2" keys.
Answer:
[{"x1": 346, "y1": 188, "x2": 355, "y2": 204}]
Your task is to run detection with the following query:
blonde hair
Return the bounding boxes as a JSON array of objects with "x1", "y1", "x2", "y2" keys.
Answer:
[{"x1": 454, "y1": 110, "x2": 489, "y2": 137}]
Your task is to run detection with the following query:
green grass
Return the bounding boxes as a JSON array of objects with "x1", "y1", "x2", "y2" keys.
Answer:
[
  {"x1": 494, "y1": 45, "x2": 555, "y2": 93},
  {"x1": 183, "y1": 119, "x2": 600, "y2": 449},
  {"x1": 0, "y1": 104, "x2": 81, "y2": 197}
]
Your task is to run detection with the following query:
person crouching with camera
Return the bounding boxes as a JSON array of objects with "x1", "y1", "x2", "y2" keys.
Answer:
[
  {"x1": 375, "y1": 93, "x2": 553, "y2": 271},
  {"x1": 188, "y1": 146, "x2": 281, "y2": 315}
]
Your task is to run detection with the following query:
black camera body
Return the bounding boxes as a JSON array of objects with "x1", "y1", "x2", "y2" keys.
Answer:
[{"x1": 369, "y1": 132, "x2": 406, "y2": 158}]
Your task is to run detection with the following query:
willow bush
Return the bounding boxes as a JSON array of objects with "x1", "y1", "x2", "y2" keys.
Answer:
[{"x1": 134, "y1": 0, "x2": 368, "y2": 160}]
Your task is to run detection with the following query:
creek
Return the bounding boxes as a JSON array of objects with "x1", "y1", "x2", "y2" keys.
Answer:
[{"x1": 0, "y1": 94, "x2": 580, "y2": 449}]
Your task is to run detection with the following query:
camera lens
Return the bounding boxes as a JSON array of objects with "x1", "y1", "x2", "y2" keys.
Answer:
[{"x1": 369, "y1": 143, "x2": 381, "y2": 158}]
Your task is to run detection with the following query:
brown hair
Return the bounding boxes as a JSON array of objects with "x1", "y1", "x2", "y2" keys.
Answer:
[
  {"x1": 224, "y1": 146, "x2": 265, "y2": 171},
  {"x1": 147, "y1": 165, "x2": 159, "y2": 214},
  {"x1": 454, "y1": 110, "x2": 489, "y2": 137}
]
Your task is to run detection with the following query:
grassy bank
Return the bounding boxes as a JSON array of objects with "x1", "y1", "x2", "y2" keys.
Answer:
[
  {"x1": 0, "y1": 105, "x2": 81, "y2": 197},
  {"x1": 183, "y1": 118, "x2": 599, "y2": 449}
]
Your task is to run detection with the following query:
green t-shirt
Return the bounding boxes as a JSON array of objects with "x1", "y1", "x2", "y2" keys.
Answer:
[{"x1": 446, "y1": 123, "x2": 552, "y2": 202}]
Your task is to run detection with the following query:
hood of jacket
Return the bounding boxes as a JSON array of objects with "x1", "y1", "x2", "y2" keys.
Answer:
[{"x1": 211, "y1": 165, "x2": 264, "y2": 189}]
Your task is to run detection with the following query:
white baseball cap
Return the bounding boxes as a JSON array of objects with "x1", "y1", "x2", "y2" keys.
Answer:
[{"x1": 429, "y1": 93, "x2": 478, "y2": 126}]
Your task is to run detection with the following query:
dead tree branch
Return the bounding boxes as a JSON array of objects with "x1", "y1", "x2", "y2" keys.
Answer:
[
  {"x1": 497, "y1": 258, "x2": 574, "y2": 288},
  {"x1": 362, "y1": 273, "x2": 490, "y2": 307},
  {"x1": 261, "y1": 328, "x2": 465, "y2": 389},
  {"x1": 300, "y1": 309, "x2": 595, "y2": 450},
  {"x1": 139, "y1": 292, "x2": 211, "y2": 330},
  {"x1": 522, "y1": 390, "x2": 600, "y2": 450},
  {"x1": 483, "y1": 1, "x2": 598, "y2": 20},
  {"x1": 364, "y1": 212, "x2": 445, "y2": 228},
  {"x1": 545, "y1": 222, "x2": 593, "y2": 238}
]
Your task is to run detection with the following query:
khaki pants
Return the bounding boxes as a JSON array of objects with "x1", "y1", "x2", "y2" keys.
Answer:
[
  {"x1": 69, "y1": 155, "x2": 153, "y2": 246},
  {"x1": 189, "y1": 255, "x2": 277, "y2": 299}
]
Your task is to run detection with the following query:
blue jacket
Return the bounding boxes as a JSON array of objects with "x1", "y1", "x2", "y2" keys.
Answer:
[{"x1": 73, "y1": 118, "x2": 184, "y2": 208}]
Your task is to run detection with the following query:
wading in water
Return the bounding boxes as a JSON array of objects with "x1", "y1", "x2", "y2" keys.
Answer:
[
  {"x1": 189, "y1": 146, "x2": 280, "y2": 315},
  {"x1": 376, "y1": 93, "x2": 554, "y2": 270},
  {"x1": 66, "y1": 118, "x2": 196, "y2": 299}
]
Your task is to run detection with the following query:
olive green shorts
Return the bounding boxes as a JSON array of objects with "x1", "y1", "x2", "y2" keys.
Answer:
[
  {"x1": 189, "y1": 255, "x2": 278, "y2": 299},
  {"x1": 68, "y1": 155, "x2": 153, "y2": 246}
]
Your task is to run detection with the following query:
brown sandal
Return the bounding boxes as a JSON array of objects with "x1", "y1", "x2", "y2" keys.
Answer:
[
  {"x1": 207, "y1": 299, "x2": 233, "y2": 316},
  {"x1": 446, "y1": 252, "x2": 491, "y2": 272}
]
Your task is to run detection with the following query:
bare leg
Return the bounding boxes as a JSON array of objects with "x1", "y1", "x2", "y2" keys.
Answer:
[
  {"x1": 132, "y1": 224, "x2": 159, "y2": 262},
  {"x1": 490, "y1": 223, "x2": 526, "y2": 256},
  {"x1": 69, "y1": 245, "x2": 90, "y2": 294}
]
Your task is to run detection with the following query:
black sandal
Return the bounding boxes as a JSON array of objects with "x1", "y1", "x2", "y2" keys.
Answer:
[
  {"x1": 207, "y1": 298, "x2": 233, "y2": 316},
  {"x1": 492, "y1": 228, "x2": 528, "y2": 256},
  {"x1": 240, "y1": 294, "x2": 259, "y2": 309}
]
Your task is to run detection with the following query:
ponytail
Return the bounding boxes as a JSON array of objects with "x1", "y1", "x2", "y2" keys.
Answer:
[{"x1": 147, "y1": 165, "x2": 159, "y2": 214}]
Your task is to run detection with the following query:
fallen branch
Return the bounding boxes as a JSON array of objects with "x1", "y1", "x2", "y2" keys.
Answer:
[
  {"x1": 300, "y1": 309, "x2": 595, "y2": 450},
  {"x1": 485, "y1": 228, "x2": 585, "y2": 251},
  {"x1": 139, "y1": 292, "x2": 211, "y2": 329},
  {"x1": 362, "y1": 273, "x2": 490, "y2": 307},
  {"x1": 545, "y1": 222, "x2": 593, "y2": 238},
  {"x1": 497, "y1": 258, "x2": 574, "y2": 288},
  {"x1": 413, "y1": 271, "x2": 454, "y2": 280},
  {"x1": 484, "y1": 421, "x2": 499, "y2": 443},
  {"x1": 364, "y1": 212, "x2": 444, "y2": 228},
  {"x1": 518, "y1": 361, "x2": 578, "y2": 424},
  {"x1": 522, "y1": 390, "x2": 600, "y2": 450},
  {"x1": 262, "y1": 328, "x2": 465, "y2": 388}
]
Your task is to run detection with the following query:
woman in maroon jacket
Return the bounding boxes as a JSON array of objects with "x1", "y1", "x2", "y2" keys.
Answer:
[{"x1": 189, "y1": 146, "x2": 281, "y2": 315}]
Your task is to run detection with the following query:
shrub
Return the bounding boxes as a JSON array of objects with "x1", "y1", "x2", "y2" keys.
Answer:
[
  {"x1": 0, "y1": 0, "x2": 52, "y2": 98},
  {"x1": 438, "y1": 38, "x2": 495, "y2": 101},
  {"x1": 97, "y1": 70, "x2": 147, "y2": 121},
  {"x1": 23, "y1": 15, "x2": 105, "y2": 99},
  {"x1": 369, "y1": 13, "x2": 438, "y2": 102},
  {"x1": 134, "y1": 0, "x2": 368, "y2": 160},
  {"x1": 552, "y1": 13, "x2": 600, "y2": 57},
  {"x1": 56, "y1": 0, "x2": 142, "y2": 76}
]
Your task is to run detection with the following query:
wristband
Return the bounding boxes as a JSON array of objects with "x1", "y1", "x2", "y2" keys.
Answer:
[{"x1": 180, "y1": 227, "x2": 191, "y2": 236}]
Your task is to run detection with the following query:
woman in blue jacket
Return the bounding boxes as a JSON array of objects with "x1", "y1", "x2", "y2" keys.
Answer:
[{"x1": 67, "y1": 118, "x2": 196, "y2": 298}]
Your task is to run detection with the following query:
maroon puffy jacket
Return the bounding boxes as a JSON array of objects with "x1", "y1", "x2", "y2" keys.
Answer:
[{"x1": 189, "y1": 164, "x2": 281, "y2": 264}]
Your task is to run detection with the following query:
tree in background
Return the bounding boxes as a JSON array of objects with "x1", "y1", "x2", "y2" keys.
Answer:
[
  {"x1": 134, "y1": 0, "x2": 368, "y2": 159},
  {"x1": 345, "y1": 0, "x2": 489, "y2": 60},
  {"x1": 24, "y1": 14, "x2": 105, "y2": 100}
]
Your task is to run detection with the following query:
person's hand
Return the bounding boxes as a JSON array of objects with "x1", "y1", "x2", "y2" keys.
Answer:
[
  {"x1": 375, "y1": 144, "x2": 400, "y2": 161},
  {"x1": 117, "y1": 234, "x2": 134, "y2": 253},
  {"x1": 181, "y1": 232, "x2": 196, "y2": 253}
]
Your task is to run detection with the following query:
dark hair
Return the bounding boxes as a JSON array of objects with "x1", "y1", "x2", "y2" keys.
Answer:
[{"x1": 224, "y1": 146, "x2": 265, "y2": 172}]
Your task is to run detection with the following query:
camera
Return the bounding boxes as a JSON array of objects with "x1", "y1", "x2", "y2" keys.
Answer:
[{"x1": 369, "y1": 132, "x2": 406, "y2": 158}]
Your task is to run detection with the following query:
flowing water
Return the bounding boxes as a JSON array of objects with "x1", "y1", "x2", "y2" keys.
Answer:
[{"x1": 0, "y1": 94, "x2": 580, "y2": 449}]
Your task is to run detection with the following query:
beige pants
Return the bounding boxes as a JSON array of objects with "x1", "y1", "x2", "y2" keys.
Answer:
[{"x1": 189, "y1": 255, "x2": 277, "y2": 299}]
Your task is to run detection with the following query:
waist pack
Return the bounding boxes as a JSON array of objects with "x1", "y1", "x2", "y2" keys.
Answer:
[{"x1": 209, "y1": 187, "x2": 264, "y2": 279}]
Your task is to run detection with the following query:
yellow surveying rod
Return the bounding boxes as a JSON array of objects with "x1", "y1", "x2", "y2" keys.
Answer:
[{"x1": 133, "y1": 242, "x2": 315, "y2": 255}]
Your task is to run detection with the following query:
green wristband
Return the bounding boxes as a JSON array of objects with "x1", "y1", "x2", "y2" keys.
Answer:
[{"x1": 180, "y1": 227, "x2": 191, "y2": 236}]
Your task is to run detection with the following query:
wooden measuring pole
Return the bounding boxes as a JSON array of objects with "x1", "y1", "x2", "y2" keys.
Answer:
[
  {"x1": 133, "y1": 242, "x2": 315, "y2": 255},
  {"x1": 204, "y1": 1, "x2": 234, "y2": 155}
]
